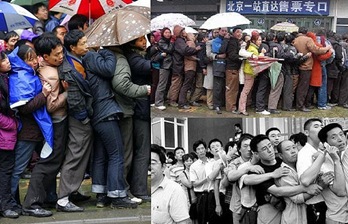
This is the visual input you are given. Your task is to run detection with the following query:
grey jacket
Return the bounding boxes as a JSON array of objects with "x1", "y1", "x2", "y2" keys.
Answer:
[{"x1": 109, "y1": 47, "x2": 148, "y2": 117}]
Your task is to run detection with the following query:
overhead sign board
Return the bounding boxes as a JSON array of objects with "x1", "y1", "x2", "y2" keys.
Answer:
[{"x1": 226, "y1": 0, "x2": 330, "y2": 15}]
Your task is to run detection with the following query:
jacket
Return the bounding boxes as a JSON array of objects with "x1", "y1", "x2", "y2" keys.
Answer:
[
  {"x1": 306, "y1": 32, "x2": 333, "y2": 86},
  {"x1": 157, "y1": 37, "x2": 174, "y2": 70},
  {"x1": 124, "y1": 48, "x2": 151, "y2": 121},
  {"x1": 226, "y1": 36, "x2": 242, "y2": 70},
  {"x1": 109, "y1": 47, "x2": 148, "y2": 117},
  {"x1": 60, "y1": 53, "x2": 93, "y2": 123},
  {"x1": 172, "y1": 36, "x2": 197, "y2": 75},
  {"x1": 243, "y1": 42, "x2": 260, "y2": 77},
  {"x1": 38, "y1": 60, "x2": 67, "y2": 122},
  {"x1": 184, "y1": 33, "x2": 197, "y2": 72},
  {"x1": 293, "y1": 33, "x2": 328, "y2": 71},
  {"x1": 83, "y1": 49, "x2": 123, "y2": 126},
  {"x1": 0, "y1": 73, "x2": 17, "y2": 150},
  {"x1": 326, "y1": 38, "x2": 344, "y2": 79}
]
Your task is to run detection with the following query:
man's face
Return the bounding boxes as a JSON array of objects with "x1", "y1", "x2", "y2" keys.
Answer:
[
  {"x1": 56, "y1": 27, "x2": 67, "y2": 44},
  {"x1": 279, "y1": 140, "x2": 298, "y2": 164},
  {"x1": 219, "y1": 28, "x2": 228, "y2": 37},
  {"x1": 268, "y1": 130, "x2": 282, "y2": 147},
  {"x1": 209, "y1": 141, "x2": 222, "y2": 156},
  {"x1": 240, "y1": 139, "x2": 252, "y2": 160},
  {"x1": 306, "y1": 121, "x2": 323, "y2": 142},
  {"x1": 6, "y1": 36, "x2": 19, "y2": 51},
  {"x1": 35, "y1": 6, "x2": 48, "y2": 21},
  {"x1": 174, "y1": 149, "x2": 185, "y2": 161},
  {"x1": 195, "y1": 143, "x2": 206, "y2": 159},
  {"x1": 150, "y1": 152, "x2": 165, "y2": 182},
  {"x1": 71, "y1": 36, "x2": 88, "y2": 57},
  {"x1": 257, "y1": 139, "x2": 275, "y2": 162},
  {"x1": 43, "y1": 45, "x2": 64, "y2": 67},
  {"x1": 326, "y1": 127, "x2": 347, "y2": 152},
  {"x1": 233, "y1": 29, "x2": 243, "y2": 40}
]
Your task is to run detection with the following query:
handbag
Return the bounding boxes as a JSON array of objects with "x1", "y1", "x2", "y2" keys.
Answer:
[
  {"x1": 183, "y1": 171, "x2": 198, "y2": 219},
  {"x1": 213, "y1": 59, "x2": 226, "y2": 77}
]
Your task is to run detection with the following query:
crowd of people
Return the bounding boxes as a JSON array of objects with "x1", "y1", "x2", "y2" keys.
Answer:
[
  {"x1": 0, "y1": 2, "x2": 151, "y2": 220},
  {"x1": 151, "y1": 119, "x2": 348, "y2": 224},
  {"x1": 148, "y1": 24, "x2": 348, "y2": 115}
]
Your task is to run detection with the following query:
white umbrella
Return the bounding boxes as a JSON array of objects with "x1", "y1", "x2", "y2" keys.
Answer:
[
  {"x1": 151, "y1": 13, "x2": 195, "y2": 31},
  {"x1": 184, "y1": 26, "x2": 198, "y2": 34},
  {"x1": 200, "y1": 12, "x2": 250, "y2": 30},
  {"x1": 270, "y1": 22, "x2": 299, "y2": 33}
]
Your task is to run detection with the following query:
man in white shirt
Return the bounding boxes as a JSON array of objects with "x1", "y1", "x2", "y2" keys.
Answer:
[
  {"x1": 151, "y1": 144, "x2": 190, "y2": 224},
  {"x1": 317, "y1": 123, "x2": 348, "y2": 223}
]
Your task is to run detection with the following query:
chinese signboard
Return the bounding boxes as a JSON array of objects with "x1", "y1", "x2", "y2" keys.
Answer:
[{"x1": 226, "y1": 0, "x2": 330, "y2": 15}]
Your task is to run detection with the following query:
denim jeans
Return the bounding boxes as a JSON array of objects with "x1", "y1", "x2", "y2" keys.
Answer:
[
  {"x1": 318, "y1": 65, "x2": 328, "y2": 107},
  {"x1": 11, "y1": 140, "x2": 38, "y2": 199},
  {"x1": 92, "y1": 120, "x2": 126, "y2": 198}
]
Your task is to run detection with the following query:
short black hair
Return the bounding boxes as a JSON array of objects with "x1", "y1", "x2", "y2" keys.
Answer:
[
  {"x1": 208, "y1": 138, "x2": 223, "y2": 149},
  {"x1": 318, "y1": 123, "x2": 343, "y2": 143},
  {"x1": 174, "y1": 146, "x2": 185, "y2": 155},
  {"x1": 276, "y1": 32, "x2": 285, "y2": 42},
  {"x1": 151, "y1": 144, "x2": 166, "y2": 165},
  {"x1": 182, "y1": 153, "x2": 195, "y2": 163},
  {"x1": 64, "y1": 29, "x2": 85, "y2": 52},
  {"x1": 250, "y1": 134, "x2": 269, "y2": 152},
  {"x1": 289, "y1": 132, "x2": 307, "y2": 147},
  {"x1": 4, "y1": 31, "x2": 19, "y2": 43},
  {"x1": 68, "y1": 14, "x2": 88, "y2": 31},
  {"x1": 52, "y1": 25, "x2": 67, "y2": 35},
  {"x1": 304, "y1": 118, "x2": 322, "y2": 131},
  {"x1": 34, "y1": 32, "x2": 62, "y2": 57},
  {"x1": 193, "y1": 139, "x2": 206, "y2": 152},
  {"x1": 237, "y1": 133, "x2": 253, "y2": 149},
  {"x1": 237, "y1": 133, "x2": 253, "y2": 155},
  {"x1": 14, "y1": 39, "x2": 31, "y2": 49},
  {"x1": 266, "y1": 32, "x2": 275, "y2": 42},
  {"x1": 224, "y1": 141, "x2": 236, "y2": 154},
  {"x1": 266, "y1": 127, "x2": 281, "y2": 137},
  {"x1": 277, "y1": 140, "x2": 291, "y2": 154},
  {"x1": 32, "y1": 2, "x2": 47, "y2": 15},
  {"x1": 232, "y1": 27, "x2": 242, "y2": 33},
  {"x1": 298, "y1": 27, "x2": 308, "y2": 34}
]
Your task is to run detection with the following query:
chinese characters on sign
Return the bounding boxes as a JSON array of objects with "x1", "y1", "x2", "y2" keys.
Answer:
[{"x1": 226, "y1": 0, "x2": 329, "y2": 15}]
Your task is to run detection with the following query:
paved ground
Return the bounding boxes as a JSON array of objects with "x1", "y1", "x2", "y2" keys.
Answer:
[
  {"x1": 151, "y1": 102, "x2": 348, "y2": 118},
  {"x1": 1, "y1": 178, "x2": 150, "y2": 224}
]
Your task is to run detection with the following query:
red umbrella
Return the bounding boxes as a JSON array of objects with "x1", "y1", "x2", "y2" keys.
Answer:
[{"x1": 48, "y1": 0, "x2": 133, "y2": 19}]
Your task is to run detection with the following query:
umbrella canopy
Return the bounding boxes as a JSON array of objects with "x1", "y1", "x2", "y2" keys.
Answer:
[
  {"x1": 49, "y1": 0, "x2": 133, "y2": 19},
  {"x1": 130, "y1": 0, "x2": 150, "y2": 7},
  {"x1": 184, "y1": 26, "x2": 198, "y2": 34},
  {"x1": 151, "y1": 13, "x2": 195, "y2": 31},
  {"x1": 270, "y1": 22, "x2": 299, "y2": 33},
  {"x1": 10, "y1": 0, "x2": 46, "y2": 6},
  {"x1": 0, "y1": 2, "x2": 38, "y2": 32},
  {"x1": 200, "y1": 12, "x2": 250, "y2": 30},
  {"x1": 85, "y1": 5, "x2": 150, "y2": 47}
]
